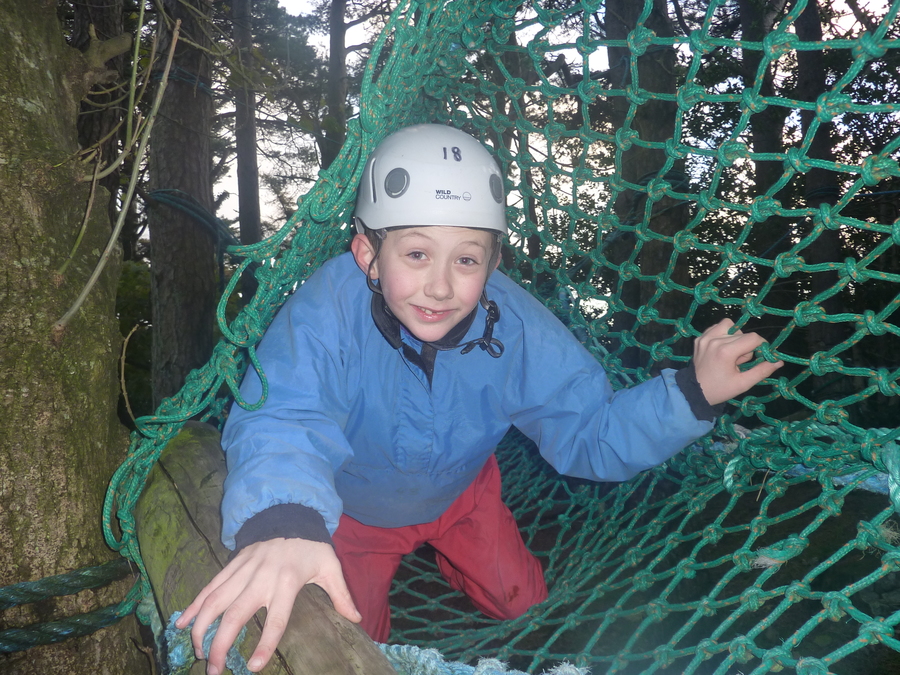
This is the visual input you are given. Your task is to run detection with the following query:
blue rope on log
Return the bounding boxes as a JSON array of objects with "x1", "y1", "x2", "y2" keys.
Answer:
[
  {"x1": 0, "y1": 559, "x2": 135, "y2": 653},
  {"x1": 0, "y1": 558, "x2": 131, "y2": 611},
  {"x1": 0, "y1": 597, "x2": 133, "y2": 653}
]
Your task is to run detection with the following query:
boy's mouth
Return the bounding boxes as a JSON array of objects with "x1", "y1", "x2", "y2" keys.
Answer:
[{"x1": 415, "y1": 306, "x2": 451, "y2": 319}]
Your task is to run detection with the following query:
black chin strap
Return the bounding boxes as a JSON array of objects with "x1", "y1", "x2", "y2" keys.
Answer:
[
  {"x1": 369, "y1": 284, "x2": 505, "y2": 382},
  {"x1": 457, "y1": 293, "x2": 503, "y2": 358}
]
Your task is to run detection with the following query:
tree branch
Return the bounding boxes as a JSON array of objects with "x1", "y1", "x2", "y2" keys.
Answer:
[{"x1": 54, "y1": 21, "x2": 182, "y2": 338}]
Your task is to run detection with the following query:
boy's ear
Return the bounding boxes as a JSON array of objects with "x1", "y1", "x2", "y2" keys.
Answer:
[{"x1": 351, "y1": 233, "x2": 378, "y2": 279}]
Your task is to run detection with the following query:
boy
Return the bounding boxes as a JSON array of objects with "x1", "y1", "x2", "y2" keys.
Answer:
[{"x1": 178, "y1": 124, "x2": 782, "y2": 675}]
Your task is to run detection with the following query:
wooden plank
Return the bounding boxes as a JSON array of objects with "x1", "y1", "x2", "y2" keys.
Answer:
[{"x1": 135, "y1": 422, "x2": 396, "y2": 675}]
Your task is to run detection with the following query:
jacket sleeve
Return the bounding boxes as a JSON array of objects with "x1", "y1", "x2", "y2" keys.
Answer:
[
  {"x1": 220, "y1": 265, "x2": 354, "y2": 550},
  {"x1": 499, "y1": 283, "x2": 716, "y2": 482}
]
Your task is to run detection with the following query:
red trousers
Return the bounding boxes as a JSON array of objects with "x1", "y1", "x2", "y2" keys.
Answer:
[{"x1": 332, "y1": 455, "x2": 548, "y2": 642}]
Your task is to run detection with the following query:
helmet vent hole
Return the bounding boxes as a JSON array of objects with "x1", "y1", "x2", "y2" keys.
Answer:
[
  {"x1": 384, "y1": 168, "x2": 410, "y2": 198},
  {"x1": 489, "y1": 174, "x2": 503, "y2": 204},
  {"x1": 369, "y1": 158, "x2": 378, "y2": 203}
]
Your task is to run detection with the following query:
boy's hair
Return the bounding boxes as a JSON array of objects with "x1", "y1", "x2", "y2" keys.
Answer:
[{"x1": 360, "y1": 224, "x2": 504, "y2": 272}]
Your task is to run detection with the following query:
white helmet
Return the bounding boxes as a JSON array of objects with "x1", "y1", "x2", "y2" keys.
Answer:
[{"x1": 354, "y1": 124, "x2": 507, "y2": 234}]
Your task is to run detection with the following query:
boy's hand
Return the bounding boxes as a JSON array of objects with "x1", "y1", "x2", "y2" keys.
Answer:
[
  {"x1": 175, "y1": 538, "x2": 361, "y2": 675},
  {"x1": 693, "y1": 318, "x2": 783, "y2": 406}
]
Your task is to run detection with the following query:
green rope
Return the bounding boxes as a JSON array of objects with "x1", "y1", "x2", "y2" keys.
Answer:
[
  {"x1": 0, "y1": 558, "x2": 131, "y2": 612},
  {"x1": 0, "y1": 579, "x2": 142, "y2": 653},
  {"x1": 91, "y1": 0, "x2": 900, "y2": 671}
]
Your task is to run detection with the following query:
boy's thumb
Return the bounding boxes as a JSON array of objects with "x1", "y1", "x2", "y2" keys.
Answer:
[{"x1": 747, "y1": 359, "x2": 783, "y2": 384}]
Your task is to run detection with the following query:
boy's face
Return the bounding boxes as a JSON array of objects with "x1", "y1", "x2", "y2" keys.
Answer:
[{"x1": 351, "y1": 226, "x2": 497, "y2": 343}]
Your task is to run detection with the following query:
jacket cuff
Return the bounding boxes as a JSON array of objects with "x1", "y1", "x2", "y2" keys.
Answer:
[
  {"x1": 232, "y1": 503, "x2": 333, "y2": 555},
  {"x1": 675, "y1": 362, "x2": 725, "y2": 423}
]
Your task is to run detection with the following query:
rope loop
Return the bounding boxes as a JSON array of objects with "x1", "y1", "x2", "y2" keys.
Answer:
[
  {"x1": 854, "y1": 32, "x2": 888, "y2": 59},
  {"x1": 741, "y1": 88, "x2": 767, "y2": 113},
  {"x1": 627, "y1": 26, "x2": 655, "y2": 57},
  {"x1": 717, "y1": 140, "x2": 747, "y2": 167},
  {"x1": 763, "y1": 30, "x2": 797, "y2": 58},
  {"x1": 815, "y1": 91, "x2": 853, "y2": 123},
  {"x1": 861, "y1": 153, "x2": 900, "y2": 186},
  {"x1": 676, "y1": 82, "x2": 704, "y2": 110},
  {"x1": 750, "y1": 195, "x2": 782, "y2": 222}
]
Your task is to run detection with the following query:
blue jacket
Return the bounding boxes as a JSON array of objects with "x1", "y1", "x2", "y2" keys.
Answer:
[{"x1": 220, "y1": 252, "x2": 715, "y2": 549}]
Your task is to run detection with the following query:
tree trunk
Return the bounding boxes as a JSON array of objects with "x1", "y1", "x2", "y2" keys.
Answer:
[
  {"x1": 605, "y1": 0, "x2": 688, "y2": 372},
  {"x1": 148, "y1": 0, "x2": 218, "y2": 407},
  {"x1": 321, "y1": 0, "x2": 348, "y2": 169},
  {"x1": 795, "y1": 0, "x2": 851, "y2": 400},
  {"x1": 232, "y1": 0, "x2": 262, "y2": 303},
  {"x1": 0, "y1": 1, "x2": 145, "y2": 672}
]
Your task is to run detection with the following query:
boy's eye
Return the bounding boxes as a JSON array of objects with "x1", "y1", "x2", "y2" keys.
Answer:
[
  {"x1": 407, "y1": 251, "x2": 426, "y2": 261},
  {"x1": 458, "y1": 256, "x2": 479, "y2": 266}
]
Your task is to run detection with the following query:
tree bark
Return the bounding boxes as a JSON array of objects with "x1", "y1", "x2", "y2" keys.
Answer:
[
  {"x1": 0, "y1": 0, "x2": 145, "y2": 672},
  {"x1": 605, "y1": 0, "x2": 689, "y2": 371},
  {"x1": 232, "y1": 0, "x2": 262, "y2": 302},
  {"x1": 321, "y1": 0, "x2": 348, "y2": 169},
  {"x1": 148, "y1": 0, "x2": 218, "y2": 407}
]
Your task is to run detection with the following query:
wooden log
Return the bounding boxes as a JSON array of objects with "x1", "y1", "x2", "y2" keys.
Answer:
[{"x1": 134, "y1": 421, "x2": 396, "y2": 675}]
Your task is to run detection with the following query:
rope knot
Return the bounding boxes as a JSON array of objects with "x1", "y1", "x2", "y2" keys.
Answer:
[
  {"x1": 614, "y1": 127, "x2": 638, "y2": 151},
  {"x1": 677, "y1": 83, "x2": 704, "y2": 110},
  {"x1": 809, "y1": 352, "x2": 841, "y2": 376},
  {"x1": 739, "y1": 587, "x2": 766, "y2": 612},
  {"x1": 652, "y1": 645, "x2": 677, "y2": 667},
  {"x1": 821, "y1": 591, "x2": 851, "y2": 621},
  {"x1": 786, "y1": 146, "x2": 810, "y2": 173},
  {"x1": 772, "y1": 252, "x2": 806, "y2": 279},
  {"x1": 626, "y1": 84, "x2": 651, "y2": 106},
  {"x1": 728, "y1": 636, "x2": 755, "y2": 663},
  {"x1": 717, "y1": 140, "x2": 747, "y2": 167},
  {"x1": 688, "y1": 29, "x2": 714, "y2": 55},
  {"x1": 796, "y1": 658, "x2": 831, "y2": 675},
  {"x1": 859, "y1": 309, "x2": 888, "y2": 336},
  {"x1": 750, "y1": 195, "x2": 781, "y2": 222},
  {"x1": 813, "y1": 201, "x2": 840, "y2": 230},
  {"x1": 816, "y1": 91, "x2": 853, "y2": 123},
  {"x1": 859, "y1": 619, "x2": 894, "y2": 643},
  {"x1": 871, "y1": 368, "x2": 897, "y2": 397},
  {"x1": 741, "y1": 88, "x2": 767, "y2": 113},
  {"x1": 854, "y1": 32, "x2": 888, "y2": 59},
  {"x1": 861, "y1": 154, "x2": 900, "y2": 186},
  {"x1": 763, "y1": 30, "x2": 797, "y2": 58},
  {"x1": 814, "y1": 401, "x2": 848, "y2": 424},
  {"x1": 627, "y1": 26, "x2": 655, "y2": 56}
]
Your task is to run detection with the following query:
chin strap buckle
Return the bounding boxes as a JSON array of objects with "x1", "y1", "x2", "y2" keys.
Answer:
[{"x1": 460, "y1": 294, "x2": 504, "y2": 358}]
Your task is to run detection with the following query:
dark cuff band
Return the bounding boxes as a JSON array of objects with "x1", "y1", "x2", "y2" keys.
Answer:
[
  {"x1": 675, "y1": 362, "x2": 725, "y2": 422},
  {"x1": 232, "y1": 503, "x2": 333, "y2": 556}
]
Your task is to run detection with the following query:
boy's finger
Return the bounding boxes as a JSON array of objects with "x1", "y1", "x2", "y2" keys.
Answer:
[
  {"x1": 206, "y1": 603, "x2": 255, "y2": 675},
  {"x1": 247, "y1": 595, "x2": 295, "y2": 672},
  {"x1": 319, "y1": 576, "x2": 362, "y2": 624},
  {"x1": 741, "y1": 359, "x2": 783, "y2": 386}
]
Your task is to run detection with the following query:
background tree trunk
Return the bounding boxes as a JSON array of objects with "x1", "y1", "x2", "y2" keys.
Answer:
[
  {"x1": 605, "y1": 0, "x2": 688, "y2": 371},
  {"x1": 148, "y1": 0, "x2": 218, "y2": 407},
  {"x1": 321, "y1": 0, "x2": 348, "y2": 169},
  {"x1": 232, "y1": 0, "x2": 262, "y2": 303},
  {"x1": 0, "y1": 0, "x2": 145, "y2": 672}
]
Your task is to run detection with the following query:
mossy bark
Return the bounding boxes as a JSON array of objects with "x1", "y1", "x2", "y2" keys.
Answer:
[{"x1": 0, "y1": 0, "x2": 146, "y2": 672}]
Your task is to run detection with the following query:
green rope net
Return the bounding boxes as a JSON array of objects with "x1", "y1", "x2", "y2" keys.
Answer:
[{"x1": 104, "y1": 0, "x2": 900, "y2": 672}]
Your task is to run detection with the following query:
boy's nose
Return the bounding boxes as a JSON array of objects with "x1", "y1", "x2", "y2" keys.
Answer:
[{"x1": 425, "y1": 267, "x2": 453, "y2": 300}]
